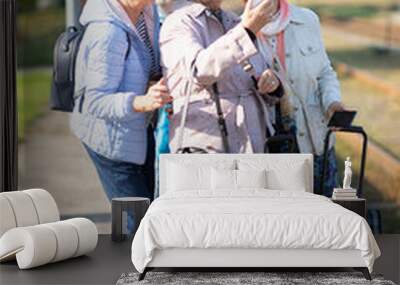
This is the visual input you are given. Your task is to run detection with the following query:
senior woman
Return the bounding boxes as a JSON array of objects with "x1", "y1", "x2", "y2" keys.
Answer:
[
  {"x1": 71, "y1": 0, "x2": 172, "y2": 228},
  {"x1": 160, "y1": 0, "x2": 284, "y2": 154},
  {"x1": 243, "y1": 0, "x2": 347, "y2": 196}
]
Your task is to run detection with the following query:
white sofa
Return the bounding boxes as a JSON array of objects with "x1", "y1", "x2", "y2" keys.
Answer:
[{"x1": 0, "y1": 189, "x2": 98, "y2": 269}]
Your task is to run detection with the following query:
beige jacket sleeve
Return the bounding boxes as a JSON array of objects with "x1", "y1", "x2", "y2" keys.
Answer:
[{"x1": 160, "y1": 13, "x2": 258, "y2": 88}]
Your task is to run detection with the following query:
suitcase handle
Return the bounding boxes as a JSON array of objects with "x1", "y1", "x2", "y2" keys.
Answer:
[{"x1": 320, "y1": 126, "x2": 368, "y2": 197}]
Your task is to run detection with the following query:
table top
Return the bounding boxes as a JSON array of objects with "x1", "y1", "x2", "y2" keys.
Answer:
[
  {"x1": 331, "y1": 198, "x2": 366, "y2": 202},
  {"x1": 112, "y1": 197, "x2": 150, "y2": 202}
]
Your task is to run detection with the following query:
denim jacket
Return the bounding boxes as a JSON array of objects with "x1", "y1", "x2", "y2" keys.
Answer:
[
  {"x1": 70, "y1": 0, "x2": 160, "y2": 164},
  {"x1": 277, "y1": 5, "x2": 341, "y2": 155}
]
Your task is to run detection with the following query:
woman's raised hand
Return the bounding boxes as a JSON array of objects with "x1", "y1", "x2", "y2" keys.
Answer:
[
  {"x1": 133, "y1": 78, "x2": 173, "y2": 112},
  {"x1": 242, "y1": 0, "x2": 277, "y2": 34}
]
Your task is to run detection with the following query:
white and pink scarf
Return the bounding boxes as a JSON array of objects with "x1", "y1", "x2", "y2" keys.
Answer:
[
  {"x1": 255, "y1": 0, "x2": 290, "y2": 69},
  {"x1": 256, "y1": 0, "x2": 293, "y2": 118}
]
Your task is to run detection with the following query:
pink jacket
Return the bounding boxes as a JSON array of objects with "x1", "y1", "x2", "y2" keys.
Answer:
[{"x1": 160, "y1": 2, "x2": 274, "y2": 153}]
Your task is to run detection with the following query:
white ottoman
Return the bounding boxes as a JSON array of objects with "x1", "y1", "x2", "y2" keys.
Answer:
[
  {"x1": 0, "y1": 189, "x2": 98, "y2": 269},
  {"x1": 0, "y1": 189, "x2": 60, "y2": 236},
  {"x1": 0, "y1": 218, "x2": 98, "y2": 269}
]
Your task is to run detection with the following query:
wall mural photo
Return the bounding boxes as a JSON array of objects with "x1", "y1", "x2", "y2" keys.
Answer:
[{"x1": 2, "y1": 0, "x2": 399, "y2": 284}]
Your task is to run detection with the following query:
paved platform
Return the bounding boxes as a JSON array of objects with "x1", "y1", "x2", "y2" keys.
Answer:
[{"x1": 18, "y1": 111, "x2": 111, "y2": 234}]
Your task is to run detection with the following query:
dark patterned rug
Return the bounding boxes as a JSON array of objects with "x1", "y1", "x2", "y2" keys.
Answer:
[{"x1": 117, "y1": 272, "x2": 396, "y2": 285}]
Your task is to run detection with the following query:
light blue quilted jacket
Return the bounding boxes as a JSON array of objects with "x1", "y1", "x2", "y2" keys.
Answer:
[{"x1": 70, "y1": 0, "x2": 160, "y2": 164}]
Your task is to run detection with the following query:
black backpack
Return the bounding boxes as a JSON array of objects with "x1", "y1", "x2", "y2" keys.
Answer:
[
  {"x1": 50, "y1": 25, "x2": 131, "y2": 112},
  {"x1": 50, "y1": 26, "x2": 87, "y2": 112}
]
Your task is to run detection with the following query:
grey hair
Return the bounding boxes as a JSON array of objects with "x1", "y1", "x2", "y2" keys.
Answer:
[{"x1": 155, "y1": 0, "x2": 173, "y2": 4}]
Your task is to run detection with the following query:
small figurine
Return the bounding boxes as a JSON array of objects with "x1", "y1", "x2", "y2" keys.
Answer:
[{"x1": 343, "y1": 157, "x2": 352, "y2": 189}]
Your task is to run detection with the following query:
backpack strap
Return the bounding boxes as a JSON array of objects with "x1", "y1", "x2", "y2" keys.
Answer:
[{"x1": 124, "y1": 30, "x2": 131, "y2": 60}]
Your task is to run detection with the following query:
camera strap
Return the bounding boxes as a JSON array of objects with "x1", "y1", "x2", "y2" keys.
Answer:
[
  {"x1": 211, "y1": 83, "x2": 231, "y2": 153},
  {"x1": 176, "y1": 79, "x2": 231, "y2": 153}
]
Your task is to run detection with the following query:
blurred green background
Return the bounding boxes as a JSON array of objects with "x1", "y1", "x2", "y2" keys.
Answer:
[{"x1": 17, "y1": 0, "x2": 64, "y2": 139}]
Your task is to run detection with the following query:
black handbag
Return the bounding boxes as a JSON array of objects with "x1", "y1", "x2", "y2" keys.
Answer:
[
  {"x1": 176, "y1": 147, "x2": 208, "y2": 154},
  {"x1": 265, "y1": 102, "x2": 299, "y2": 154}
]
